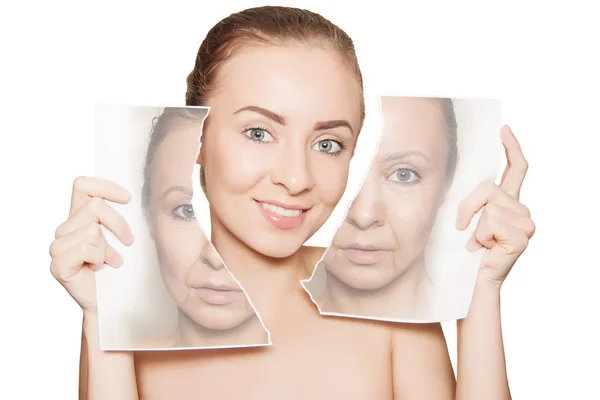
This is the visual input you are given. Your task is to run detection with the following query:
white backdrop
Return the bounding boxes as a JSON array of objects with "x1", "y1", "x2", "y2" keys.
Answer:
[{"x1": 2, "y1": 0, "x2": 599, "y2": 398}]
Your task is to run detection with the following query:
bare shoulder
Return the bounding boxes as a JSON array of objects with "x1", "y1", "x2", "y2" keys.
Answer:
[{"x1": 389, "y1": 322, "x2": 455, "y2": 399}]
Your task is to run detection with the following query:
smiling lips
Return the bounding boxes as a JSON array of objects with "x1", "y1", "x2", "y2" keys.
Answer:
[
  {"x1": 191, "y1": 283, "x2": 244, "y2": 306},
  {"x1": 341, "y1": 244, "x2": 392, "y2": 266},
  {"x1": 256, "y1": 200, "x2": 310, "y2": 230}
]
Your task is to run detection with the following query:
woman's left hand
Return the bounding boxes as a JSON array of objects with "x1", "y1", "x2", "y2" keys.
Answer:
[{"x1": 456, "y1": 125, "x2": 536, "y2": 286}]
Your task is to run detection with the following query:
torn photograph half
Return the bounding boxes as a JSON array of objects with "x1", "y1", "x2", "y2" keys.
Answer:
[
  {"x1": 302, "y1": 95, "x2": 502, "y2": 323},
  {"x1": 94, "y1": 105, "x2": 271, "y2": 350}
]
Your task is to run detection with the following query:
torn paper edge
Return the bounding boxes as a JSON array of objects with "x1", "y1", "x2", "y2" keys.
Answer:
[
  {"x1": 189, "y1": 105, "x2": 272, "y2": 348},
  {"x1": 94, "y1": 104, "x2": 272, "y2": 350},
  {"x1": 299, "y1": 93, "x2": 386, "y2": 314},
  {"x1": 300, "y1": 93, "x2": 501, "y2": 323},
  {"x1": 107, "y1": 343, "x2": 270, "y2": 352}
]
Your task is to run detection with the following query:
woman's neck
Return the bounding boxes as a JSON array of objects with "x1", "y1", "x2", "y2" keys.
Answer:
[
  {"x1": 320, "y1": 256, "x2": 433, "y2": 320},
  {"x1": 209, "y1": 218, "x2": 311, "y2": 323}
]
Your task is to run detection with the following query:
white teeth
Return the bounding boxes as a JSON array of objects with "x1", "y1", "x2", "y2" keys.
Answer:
[
  {"x1": 261, "y1": 202, "x2": 302, "y2": 217},
  {"x1": 284, "y1": 208, "x2": 300, "y2": 217}
]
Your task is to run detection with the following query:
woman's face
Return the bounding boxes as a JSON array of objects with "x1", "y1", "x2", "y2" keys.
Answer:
[
  {"x1": 198, "y1": 44, "x2": 363, "y2": 258},
  {"x1": 323, "y1": 97, "x2": 450, "y2": 290},
  {"x1": 150, "y1": 120, "x2": 257, "y2": 330}
]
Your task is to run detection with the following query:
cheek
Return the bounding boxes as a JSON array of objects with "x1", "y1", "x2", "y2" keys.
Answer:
[
  {"x1": 204, "y1": 130, "x2": 270, "y2": 195},
  {"x1": 322, "y1": 246, "x2": 338, "y2": 268},
  {"x1": 154, "y1": 220, "x2": 202, "y2": 281},
  {"x1": 384, "y1": 189, "x2": 433, "y2": 244},
  {"x1": 312, "y1": 155, "x2": 351, "y2": 207}
]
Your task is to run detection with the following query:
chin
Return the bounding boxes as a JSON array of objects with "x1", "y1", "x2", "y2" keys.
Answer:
[
  {"x1": 191, "y1": 311, "x2": 251, "y2": 331},
  {"x1": 248, "y1": 234, "x2": 304, "y2": 259},
  {"x1": 329, "y1": 267, "x2": 394, "y2": 292}
]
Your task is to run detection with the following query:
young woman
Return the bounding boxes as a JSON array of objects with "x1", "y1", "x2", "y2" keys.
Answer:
[{"x1": 49, "y1": 6, "x2": 535, "y2": 400}]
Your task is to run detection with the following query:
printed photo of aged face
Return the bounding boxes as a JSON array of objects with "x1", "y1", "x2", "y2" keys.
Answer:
[
  {"x1": 94, "y1": 106, "x2": 270, "y2": 350},
  {"x1": 302, "y1": 95, "x2": 501, "y2": 322}
]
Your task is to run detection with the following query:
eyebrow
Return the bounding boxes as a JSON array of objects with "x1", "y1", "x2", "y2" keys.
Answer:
[
  {"x1": 233, "y1": 105, "x2": 354, "y2": 135},
  {"x1": 382, "y1": 150, "x2": 430, "y2": 163},
  {"x1": 234, "y1": 105, "x2": 286, "y2": 125},
  {"x1": 162, "y1": 185, "x2": 193, "y2": 199},
  {"x1": 314, "y1": 120, "x2": 354, "y2": 136}
]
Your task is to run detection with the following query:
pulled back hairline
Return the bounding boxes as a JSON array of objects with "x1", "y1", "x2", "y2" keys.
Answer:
[
  {"x1": 193, "y1": 38, "x2": 362, "y2": 107},
  {"x1": 185, "y1": 7, "x2": 365, "y2": 124}
]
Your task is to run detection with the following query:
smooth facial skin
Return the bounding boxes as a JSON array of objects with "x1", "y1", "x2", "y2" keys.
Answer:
[
  {"x1": 323, "y1": 97, "x2": 450, "y2": 292},
  {"x1": 149, "y1": 120, "x2": 262, "y2": 335},
  {"x1": 198, "y1": 44, "x2": 363, "y2": 259}
]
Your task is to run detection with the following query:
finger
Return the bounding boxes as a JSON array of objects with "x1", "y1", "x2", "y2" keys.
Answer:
[
  {"x1": 499, "y1": 125, "x2": 528, "y2": 199},
  {"x1": 49, "y1": 223, "x2": 124, "y2": 267},
  {"x1": 485, "y1": 203, "x2": 536, "y2": 238},
  {"x1": 466, "y1": 204, "x2": 527, "y2": 252},
  {"x1": 471, "y1": 207, "x2": 530, "y2": 255},
  {"x1": 55, "y1": 197, "x2": 134, "y2": 245},
  {"x1": 104, "y1": 245, "x2": 124, "y2": 268},
  {"x1": 470, "y1": 212, "x2": 496, "y2": 250},
  {"x1": 70, "y1": 176, "x2": 131, "y2": 216},
  {"x1": 466, "y1": 233, "x2": 484, "y2": 252},
  {"x1": 457, "y1": 181, "x2": 493, "y2": 230},
  {"x1": 496, "y1": 206, "x2": 536, "y2": 238},
  {"x1": 51, "y1": 223, "x2": 100, "y2": 256},
  {"x1": 50, "y1": 242, "x2": 105, "y2": 282},
  {"x1": 487, "y1": 185, "x2": 531, "y2": 217},
  {"x1": 457, "y1": 181, "x2": 531, "y2": 230}
]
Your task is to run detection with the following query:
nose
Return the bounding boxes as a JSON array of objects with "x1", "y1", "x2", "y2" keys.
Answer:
[
  {"x1": 199, "y1": 240, "x2": 224, "y2": 270},
  {"x1": 346, "y1": 174, "x2": 385, "y2": 230},
  {"x1": 271, "y1": 141, "x2": 315, "y2": 195}
]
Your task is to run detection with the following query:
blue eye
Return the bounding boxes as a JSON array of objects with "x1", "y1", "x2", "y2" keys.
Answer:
[
  {"x1": 312, "y1": 139, "x2": 342, "y2": 154},
  {"x1": 387, "y1": 168, "x2": 420, "y2": 184},
  {"x1": 173, "y1": 204, "x2": 196, "y2": 220},
  {"x1": 244, "y1": 128, "x2": 274, "y2": 143}
]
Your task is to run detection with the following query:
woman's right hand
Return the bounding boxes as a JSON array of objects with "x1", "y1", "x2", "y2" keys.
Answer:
[{"x1": 49, "y1": 176, "x2": 134, "y2": 312}]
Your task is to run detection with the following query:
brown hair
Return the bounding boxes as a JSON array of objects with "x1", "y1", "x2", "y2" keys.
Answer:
[
  {"x1": 185, "y1": 6, "x2": 364, "y2": 116},
  {"x1": 431, "y1": 98, "x2": 459, "y2": 184}
]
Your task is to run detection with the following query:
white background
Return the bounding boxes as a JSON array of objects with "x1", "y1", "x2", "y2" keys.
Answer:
[{"x1": 1, "y1": 0, "x2": 599, "y2": 398}]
